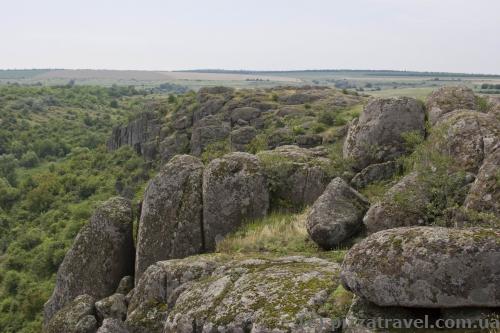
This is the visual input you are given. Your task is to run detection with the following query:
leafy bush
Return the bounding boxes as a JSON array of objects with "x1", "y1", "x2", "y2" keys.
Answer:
[{"x1": 19, "y1": 151, "x2": 39, "y2": 168}]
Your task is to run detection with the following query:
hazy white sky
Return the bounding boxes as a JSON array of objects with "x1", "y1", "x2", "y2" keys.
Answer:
[{"x1": 2, "y1": 0, "x2": 500, "y2": 73}]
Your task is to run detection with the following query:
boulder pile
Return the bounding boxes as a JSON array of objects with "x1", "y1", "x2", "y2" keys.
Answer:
[{"x1": 45, "y1": 86, "x2": 500, "y2": 333}]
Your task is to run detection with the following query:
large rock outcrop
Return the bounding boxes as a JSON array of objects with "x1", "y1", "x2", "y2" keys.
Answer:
[
  {"x1": 306, "y1": 178, "x2": 370, "y2": 249},
  {"x1": 464, "y1": 144, "x2": 500, "y2": 214},
  {"x1": 107, "y1": 112, "x2": 161, "y2": 159},
  {"x1": 257, "y1": 145, "x2": 334, "y2": 208},
  {"x1": 135, "y1": 155, "x2": 204, "y2": 282},
  {"x1": 433, "y1": 110, "x2": 500, "y2": 172},
  {"x1": 426, "y1": 86, "x2": 477, "y2": 124},
  {"x1": 44, "y1": 197, "x2": 134, "y2": 323},
  {"x1": 190, "y1": 116, "x2": 231, "y2": 156},
  {"x1": 127, "y1": 254, "x2": 346, "y2": 333},
  {"x1": 341, "y1": 227, "x2": 500, "y2": 308},
  {"x1": 343, "y1": 97, "x2": 426, "y2": 171},
  {"x1": 203, "y1": 152, "x2": 269, "y2": 251}
]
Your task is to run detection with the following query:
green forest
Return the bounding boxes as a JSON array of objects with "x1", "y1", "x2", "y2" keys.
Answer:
[{"x1": 0, "y1": 84, "x2": 161, "y2": 332}]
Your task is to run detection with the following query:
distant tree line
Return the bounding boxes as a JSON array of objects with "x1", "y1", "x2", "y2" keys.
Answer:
[{"x1": 480, "y1": 83, "x2": 500, "y2": 90}]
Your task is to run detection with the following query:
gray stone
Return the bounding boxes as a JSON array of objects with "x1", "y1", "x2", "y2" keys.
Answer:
[
  {"x1": 190, "y1": 115, "x2": 230, "y2": 156},
  {"x1": 203, "y1": 152, "x2": 269, "y2": 251},
  {"x1": 341, "y1": 227, "x2": 500, "y2": 308},
  {"x1": 295, "y1": 134, "x2": 323, "y2": 148},
  {"x1": 45, "y1": 295, "x2": 96, "y2": 333},
  {"x1": 350, "y1": 161, "x2": 399, "y2": 189},
  {"x1": 135, "y1": 155, "x2": 204, "y2": 282},
  {"x1": 126, "y1": 257, "x2": 220, "y2": 333},
  {"x1": 465, "y1": 144, "x2": 500, "y2": 214},
  {"x1": 343, "y1": 97, "x2": 426, "y2": 171},
  {"x1": 433, "y1": 110, "x2": 500, "y2": 172},
  {"x1": 115, "y1": 276, "x2": 134, "y2": 295},
  {"x1": 44, "y1": 198, "x2": 134, "y2": 323},
  {"x1": 230, "y1": 126, "x2": 257, "y2": 151},
  {"x1": 363, "y1": 172, "x2": 429, "y2": 234},
  {"x1": 307, "y1": 178, "x2": 370, "y2": 249},
  {"x1": 107, "y1": 112, "x2": 161, "y2": 154},
  {"x1": 161, "y1": 255, "x2": 341, "y2": 333},
  {"x1": 257, "y1": 145, "x2": 334, "y2": 208},
  {"x1": 96, "y1": 318, "x2": 129, "y2": 333},
  {"x1": 230, "y1": 106, "x2": 261, "y2": 125},
  {"x1": 95, "y1": 293, "x2": 128, "y2": 321},
  {"x1": 193, "y1": 97, "x2": 226, "y2": 124},
  {"x1": 426, "y1": 86, "x2": 477, "y2": 124},
  {"x1": 75, "y1": 315, "x2": 98, "y2": 333}
]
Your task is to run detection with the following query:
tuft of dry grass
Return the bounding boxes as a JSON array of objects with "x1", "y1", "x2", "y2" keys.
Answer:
[{"x1": 216, "y1": 209, "x2": 318, "y2": 254}]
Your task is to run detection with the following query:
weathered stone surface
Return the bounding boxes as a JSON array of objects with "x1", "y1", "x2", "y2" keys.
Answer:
[
  {"x1": 95, "y1": 293, "x2": 128, "y2": 321},
  {"x1": 75, "y1": 315, "x2": 98, "y2": 333},
  {"x1": 45, "y1": 295, "x2": 96, "y2": 333},
  {"x1": 126, "y1": 256, "x2": 221, "y2": 333},
  {"x1": 433, "y1": 110, "x2": 500, "y2": 172},
  {"x1": 193, "y1": 97, "x2": 227, "y2": 124},
  {"x1": 465, "y1": 144, "x2": 500, "y2": 214},
  {"x1": 257, "y1": 145, "x2": 334, "y2": 208},
  {"x1": 350, "y1": 161, "x2": 399, "y2": 189},
  {"x1": 295, "y1": 134, "x2": 323, "y2": 148},
  {"x1": 96, "y1": 318, "x2": 129, "y2": 333},
  {"x1": 426, "y1": 86, "x2": 477, "y2": 124},
  {"x1": 275, "y1": 106, "x2": 304, "y2": 118},
  {"x1": 115, "y1": 276, "x2": 134, "y2": 295},
  {"x1": 135, "y1": 155, "x2": 204, "y2": 281},
  {"x1": 190, "y1": 116, "x2": 230, "y2": 156},
  {"x1": 341, "y1": 227, "x2": 500, "y2": 308},
  {"x1": 203, "y1": 152, "x2": 269, "y2": 251},
  {"x1": 343, "y1": 97, "x2": 426, "y2": 171},
  {"x1": 307, "y1": 178, "x2": 370, "y2": 249},
  {"x1": 107, "y1": 112, "x2": 161, "y2": 154},
  {"x1": 363, "y1": 172, "x2": 429, "y2": 234},
  {"x1": 230, "y1": 106, "x2": 261, "y2": 125},
  {"x1": 230, "y1": 126, "x2": 257, "y2": 151},
  {"x1": 44, "y1": 198, "x2": 134, "y2": 323},
  {"x1": 127, "y1": 255, "x2": 345, "y2": 333},
  {"x1": 158, "y1": 132, "x2": 190, "y2": 163}
]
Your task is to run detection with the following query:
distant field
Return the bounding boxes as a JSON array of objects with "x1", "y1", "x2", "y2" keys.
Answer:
[{"x1": 1, "y1": 69, "x2": 500, "y2": 96}]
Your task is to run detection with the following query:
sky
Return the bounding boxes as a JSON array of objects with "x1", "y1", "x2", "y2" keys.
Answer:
[{"x1": 1, "y1": 0, "x2": 500, "y2": 74}]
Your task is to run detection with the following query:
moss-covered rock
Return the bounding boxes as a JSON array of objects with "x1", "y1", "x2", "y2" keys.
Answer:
[
  {"x1": 432, "y1": 110, "x2": 500, "y2": 173},
  {"x1": 426, "y1": 86, "x2": 477, "y2": 124},
  {"x1": 44, "y1": 197, "x2": 134, "y2": 324},
  {"x1": 465, "y1": 144, "x2": 500, "y2": 215},
  {"x1": 126, "y1": 254, "x2": 351, "y2": 333},
  {"x1": 257, "y1": 145, "x2": 335, "y2": 208},
  {"x1": 343, "y1": 97, "x2": 425, "y2": 171},
  {"x1": 341, "y1": 227, "x2": 500, "y2": 308},
  {"x1": 45, "y1": 295, "x2": 97, "y2": 333},
  {"x1": 363, "y1": 172, "x2": 429, "y2": 234},
  {"x1": 203, "y1": 152, "x2": 269, "y2": 251},
  {"x1": 135, "y1": 155, "x2": 204, "y2": 281},
  {"x1": 306, "y1": 178, "x2": 370, "y2": 249}
]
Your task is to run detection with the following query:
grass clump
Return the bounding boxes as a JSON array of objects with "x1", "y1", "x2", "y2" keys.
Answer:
[{"x1": 216, "y1": 209, "x2": 317, "y2": 254}]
